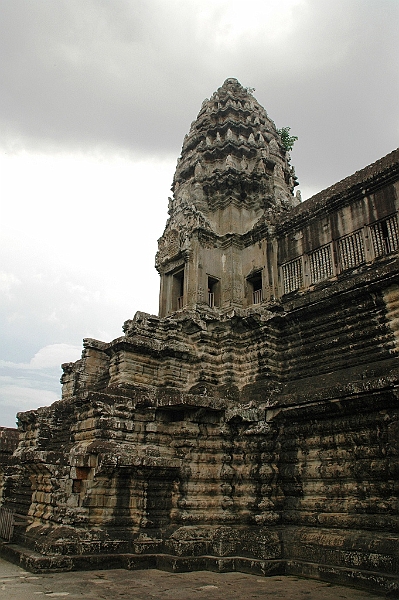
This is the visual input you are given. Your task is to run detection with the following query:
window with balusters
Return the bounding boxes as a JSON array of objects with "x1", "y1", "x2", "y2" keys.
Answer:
[{"x1": 280, "y1": 212, "x2": 398, "y2": 296}]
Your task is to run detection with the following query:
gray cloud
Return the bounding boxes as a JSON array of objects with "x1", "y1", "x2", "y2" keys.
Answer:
[{"x1": 1, "y1": 0, "x2": 397, "y2": 188}]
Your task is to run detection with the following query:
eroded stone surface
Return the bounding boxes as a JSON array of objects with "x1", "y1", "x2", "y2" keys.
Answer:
[{"x1": 0, "y1": 429, "x2": 19, "y2": 465}]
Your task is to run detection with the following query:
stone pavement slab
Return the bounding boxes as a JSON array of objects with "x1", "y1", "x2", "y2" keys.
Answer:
[{"x1": 0, "y1": 557, "x2": 388, "y2": 599}]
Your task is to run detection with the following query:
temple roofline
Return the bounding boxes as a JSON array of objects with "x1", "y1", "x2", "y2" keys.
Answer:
[{"x1": 277, "y1": 148, "x2": 399, "y2": 232}]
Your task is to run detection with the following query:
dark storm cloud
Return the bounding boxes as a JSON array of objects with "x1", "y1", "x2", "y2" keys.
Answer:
[
  {"x1": 0, "y1": 0, "x2": 211, "y2": 155},
  {"x1": 0, "y1": 0, "x2": 398, "y2": 189}
]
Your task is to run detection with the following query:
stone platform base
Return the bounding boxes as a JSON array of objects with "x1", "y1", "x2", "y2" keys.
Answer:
[{"x1": 1, "y1": 541, "x2": 398, "y2": 597}]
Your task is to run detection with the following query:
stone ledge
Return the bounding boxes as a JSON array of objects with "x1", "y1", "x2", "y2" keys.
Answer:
[
  {"x1": 0, "y1": 541, "x2": 284, "y2": 576},
  {"x1": 0, "y1": 541, "x2": 397, "y2": 596},
  {"x1": 286, "y1": 560, "x2": 399, "y2": 597}
]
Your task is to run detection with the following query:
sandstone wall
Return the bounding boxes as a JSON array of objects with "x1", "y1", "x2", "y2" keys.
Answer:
[{"x1": 0, "y1": 150, "x2": 398, "y2": 595}]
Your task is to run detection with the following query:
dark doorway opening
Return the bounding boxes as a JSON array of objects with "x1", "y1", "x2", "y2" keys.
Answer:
[
  {"x1": 207, "y1": 276, "x2": 220, "y2": 308},
  {"x1": 247, "y1": 270, "x2": 263, "y2": 304},
  {"x1": 172, "y1": 269, "x2": 184, "y2": 310}
]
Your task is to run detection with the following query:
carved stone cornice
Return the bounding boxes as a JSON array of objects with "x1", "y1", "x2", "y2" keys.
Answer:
[{"x1": 276, "y1": 148, "x2": 399, "y2": 235}]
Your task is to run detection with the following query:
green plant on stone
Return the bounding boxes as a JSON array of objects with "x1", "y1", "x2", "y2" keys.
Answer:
[{"x1": 276, "y1": 126, "x2": 298, "y2": 152}]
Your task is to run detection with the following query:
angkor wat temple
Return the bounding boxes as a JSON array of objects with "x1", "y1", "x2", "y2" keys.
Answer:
[{"x1": 0, "y1": 79, "x2": 398, "y2": 595}]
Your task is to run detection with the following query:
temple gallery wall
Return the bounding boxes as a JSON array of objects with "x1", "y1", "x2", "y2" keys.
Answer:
[{"x1": 0, "y1": 79, "x2": 398, "y2": 596}]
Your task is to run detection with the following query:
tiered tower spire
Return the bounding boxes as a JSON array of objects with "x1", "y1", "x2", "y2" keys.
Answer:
[
  {"x1": 173, "y1": 77, "x2": 298, "y2": 228},
  {"x1": 156, "y1": 78, "x2": 299, "y2": 316}
]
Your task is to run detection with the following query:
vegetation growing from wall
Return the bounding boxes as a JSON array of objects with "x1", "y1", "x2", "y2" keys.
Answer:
[{"x1": 277, "y1": 126, "x2": 298, "y2": 151}]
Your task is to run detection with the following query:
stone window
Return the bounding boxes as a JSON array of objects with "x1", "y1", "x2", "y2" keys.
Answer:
[
  {"x1": 207, "y1": 276, "x2": 220, "y2": 308},
  {"x1": 308, "y1": 244, "x2": 334, "y2": 285},
  {"x1": 172, "y1": 269, "x2": 185, "y2": 310},
  {"x1": 247, "y1": 270, "x2": 263, "y2": 304},
  {"x1": 338, "y1": 230, "x2": 365, "y2": 271},
  {"x1": 281, "y1": 257, "x2": 303, "y2": 294},
  {"x1": 370, "y1": 214, "x2": 399, "y2": 258}
]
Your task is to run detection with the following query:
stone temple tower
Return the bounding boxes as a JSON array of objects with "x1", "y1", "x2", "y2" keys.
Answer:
[
  {"x1": 0, "y1": 79, "x2": 398, "y2": 596},
  {"x1": 156, "y1": 78, "x2": 300, "y2": 316}
]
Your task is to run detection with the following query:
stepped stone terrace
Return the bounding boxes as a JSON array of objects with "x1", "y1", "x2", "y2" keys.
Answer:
[{"x1": 0, "y1": 79, "x2": 398, "y2": 597}]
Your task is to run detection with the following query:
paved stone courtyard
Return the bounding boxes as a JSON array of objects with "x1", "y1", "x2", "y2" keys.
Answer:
[{"x1": 0, "y1": 557, "x2": 389, "y2": 599}]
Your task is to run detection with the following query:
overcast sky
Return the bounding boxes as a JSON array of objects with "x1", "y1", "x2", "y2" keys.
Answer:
[{"x1": 1, "y1": 0, "x2": 398, "y2": 428}]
